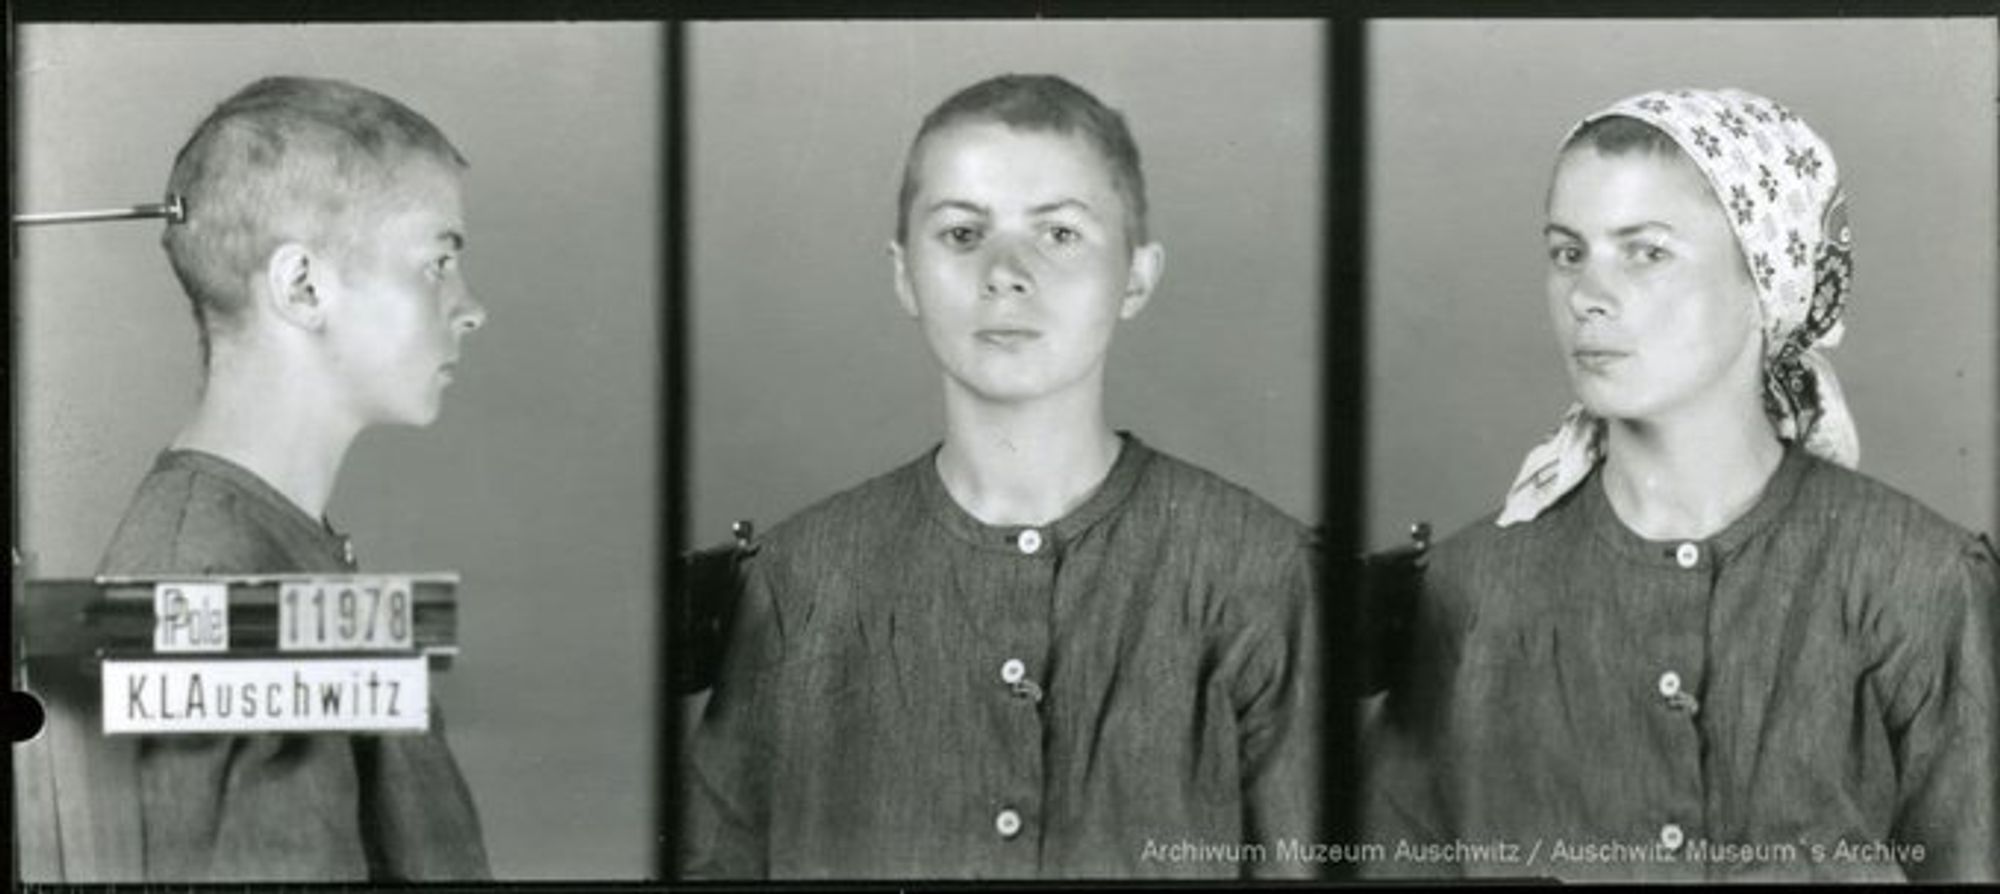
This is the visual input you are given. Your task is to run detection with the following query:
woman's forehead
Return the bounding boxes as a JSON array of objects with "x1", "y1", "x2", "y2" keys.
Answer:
[
  {"x1": 914, "y1": 124, "x2": 1117, "y2": 199},
  {"x1": 1547, "y1": 147, "x2": 1725, "y2": 229}
]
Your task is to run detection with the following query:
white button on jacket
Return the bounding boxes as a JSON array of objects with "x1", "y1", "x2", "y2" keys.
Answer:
[
  {"x1": 995, "y1": 808, "x2": 1023, "y2": 839},
  {"x1": 1016, "y1": 529, "x2": 1043, "y2": 554},
  {"x1": 1000, "y1": 658, "x2": 1026, "y2": 685},
  {"x1": 1657, "y1": 670, "x2": 1682, "y2": 698},
  {"x1": 1675, "y1": 542, "x2": 1700, "y2": 568}
]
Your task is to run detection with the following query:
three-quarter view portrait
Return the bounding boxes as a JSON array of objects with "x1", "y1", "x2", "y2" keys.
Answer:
[
  {"x1": 8, "y1": 10, "x2": 1996, "y2": 890},
  {"x1": 1361, "y1": 19, "x2": 1997, "y2": 882}
]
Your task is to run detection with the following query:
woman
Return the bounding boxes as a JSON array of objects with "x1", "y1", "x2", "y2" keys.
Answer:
[{"x1": 1363, "y1": 88, "x2": 1996, "y2": 881}]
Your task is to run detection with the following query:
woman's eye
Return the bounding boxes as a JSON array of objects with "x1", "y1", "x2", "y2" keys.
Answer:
[
  {"x1": 940, "y1": 225, "x2": 980, "y2": 247},
  {"x1": 428, "y1": 255, "x2": 456, "y2": 279},
  {"x1": 1548, "y1": 244, "x2": 1584, "y2": 268},
  {"x1": 1047, "y1": 225, "x2": 1082, "y2": 245},
  {"x1": 1631, "y1": 243, "x2": 1671, "y2": 264}
]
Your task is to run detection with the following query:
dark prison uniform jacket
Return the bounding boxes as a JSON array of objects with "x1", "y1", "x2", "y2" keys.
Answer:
[
  {"x1": 1363, "y1": 445, "x2": 1999, "y2": 881},
  {"x1": 97, "y1": 449, "x2": 491, "y2": 882},
  {"x1": 683, "y1": 434, "x2": 1322, "y2": 879}
]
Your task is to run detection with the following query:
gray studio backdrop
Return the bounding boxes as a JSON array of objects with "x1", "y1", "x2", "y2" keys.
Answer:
[
  {"x1": 13, "y1": 24, "x2": 661, "y2": 879},
  {"x1": 687, "y1": 20, "x2": 1326, "y2": 549},
  {"x1": 1367, "y1": 19, "x2": 1998, "y2": 548}
]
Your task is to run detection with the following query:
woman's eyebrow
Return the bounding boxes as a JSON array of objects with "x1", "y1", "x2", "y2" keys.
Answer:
[
  {"x1": 1028, "y1": 198, "x2": 1095, "y2": 217},
  {"x1": 1611, "y1": 221, "x2": 1674, "y2": 238},
  {"x1": 1543, "y1": 221, "x2": 1674, "y2": 240},
  {"x1": 924, "y1": 199, "x2": 988, "y2": 218}
]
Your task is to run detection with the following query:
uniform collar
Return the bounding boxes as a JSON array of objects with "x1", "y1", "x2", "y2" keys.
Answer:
[
  {"x1": 154, "y1": 448, "x2": 357, "y2": 570},
  {"x1": 915, "y1": 431, "x2": 1154, "y2": 556},
  {"x1": 1578, "y1": 442, "x2": 1814, "y2": 569}
]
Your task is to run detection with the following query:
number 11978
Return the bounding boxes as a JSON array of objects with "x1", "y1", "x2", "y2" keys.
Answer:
[{"x1": 279, "y1": 578, "x2": 414, "y2": 652}]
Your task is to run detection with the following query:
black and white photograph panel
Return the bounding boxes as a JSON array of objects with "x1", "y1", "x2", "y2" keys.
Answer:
[
  {"x1": 1362, "y1": 19, "x2": 1997, "y2": 882},
  {"x1": 681, "y1": 20, "x2": 1326, "y2": 879},
  {"x1": 12, "y1": 24, "x2": 662, "y2": 881}
]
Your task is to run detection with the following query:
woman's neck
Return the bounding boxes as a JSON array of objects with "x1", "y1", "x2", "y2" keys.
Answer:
[
  {"x1": 935, "y1": 380, "x2": 1122, "y2": 527},
  {"x1": 1600, "y1": 398, "x2": 1784, "y2": 541},
  {"x1": 171, "y1": 346, "x2": 360, "y2": 520}
]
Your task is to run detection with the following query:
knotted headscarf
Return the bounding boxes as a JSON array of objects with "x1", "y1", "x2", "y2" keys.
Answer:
[{"x1": 1497, "y1": 88, "x2": 1858, "y2": 527}]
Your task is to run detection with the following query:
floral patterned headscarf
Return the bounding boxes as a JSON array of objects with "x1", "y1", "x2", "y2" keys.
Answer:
[{"x1": 1497, "y1": 87, "x2": 1858, "y2": 527}]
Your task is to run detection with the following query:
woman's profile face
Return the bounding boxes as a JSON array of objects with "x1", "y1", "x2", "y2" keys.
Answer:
[{"x1": 1543, "y1": 146, "x2": 1764, "y2": 427}]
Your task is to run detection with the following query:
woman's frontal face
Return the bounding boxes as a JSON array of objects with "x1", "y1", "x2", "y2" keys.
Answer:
[{"x1": 1542, "y1": 147, "x2": 1764, "y2": 425}]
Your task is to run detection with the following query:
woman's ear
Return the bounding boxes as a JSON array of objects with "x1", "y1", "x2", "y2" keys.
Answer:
[
  {"x1": 265, "y1": 243, "x2": 327, "y2": 332},
  {"x1": 889, "y1": 239, "x2": 920, "y2": 319},
  {"x1": 1119, "y1": 241, "x2": 1165, "y2": 320}
]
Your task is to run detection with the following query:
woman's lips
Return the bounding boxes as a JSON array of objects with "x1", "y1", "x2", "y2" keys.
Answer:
[
  {"x1": 1571, "y1": 348, "x2": 1629, "y2": 372},
  {"x1": 976, "y1": 329, "x2": 1040, "y2": 348}
]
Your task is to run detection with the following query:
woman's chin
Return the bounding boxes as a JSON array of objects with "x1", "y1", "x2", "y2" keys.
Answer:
[{"x1": 1571, "y1": 387, "x2": 1650, "y2": 423}]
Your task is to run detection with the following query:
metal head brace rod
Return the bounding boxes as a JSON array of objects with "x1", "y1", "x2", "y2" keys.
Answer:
[{"x1": 13, "y1": 194, "x2": 184, "y2": 227}]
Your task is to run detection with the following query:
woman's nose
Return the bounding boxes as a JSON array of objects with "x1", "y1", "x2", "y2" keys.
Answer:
[
  {"x1": 1566, "y1": 262, "x2": 1617, "y2": 319},
  {"x1": 982, "y1": 244, "x2": 1035, "y2": 299},
  {"x1": 452, "y1": 285, "x2": 488, "y2": 333}
]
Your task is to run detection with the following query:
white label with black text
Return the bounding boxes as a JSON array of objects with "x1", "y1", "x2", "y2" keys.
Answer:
[
  {"x1": 154, "y1": 582, "x2": 229, "y2": 652},
  {"x1": 101, "y1": 657, "x2": 429, "y2": 734},
  {"x1": 279, "y1": 577, "x2": 415, "y2": 652}
]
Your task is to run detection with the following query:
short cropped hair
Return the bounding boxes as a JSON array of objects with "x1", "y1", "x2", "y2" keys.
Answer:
[
  {"x1": 1555, "y1": 113, "x2": 1727, "y2": 213},
  {"x1": 895, "y1": 74, "x2": 1149, "y2": 247},
  {"x1": 1562, "y1": 114, "x2": 1684, "y2": 160},
  {"x1": 162, "y1": 76, "x2": 466, "y2": 365}
]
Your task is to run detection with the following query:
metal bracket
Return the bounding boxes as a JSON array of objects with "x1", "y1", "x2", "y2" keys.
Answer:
[
  {"x1": 14, "y1": 194, "x2": 185, "y2": 227},
  {"x1": 675, "y1": 520, "x2": 758, "y2": 695}
]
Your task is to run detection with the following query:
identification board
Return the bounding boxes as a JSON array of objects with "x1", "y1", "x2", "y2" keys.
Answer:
[{"x1": 101, "y1": 656, "x2": 429, "y2": 734}]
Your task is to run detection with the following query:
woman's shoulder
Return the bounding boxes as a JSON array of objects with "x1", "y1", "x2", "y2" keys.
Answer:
[
  {"x1": 1138, "y1": 447, "x2": 1311, "y2": 544},
  {"x1": 1410, "y1": 497, "x2": 1583, "y2": 633},
  {"x1": 1785, "y1": 458, "x2": 1997, "y2": 614},
  {"x1": 754, "y1": 456, "x2": 929, "y2": 559},
  {"x1": 1787, "y1": 459, "x2": 1998, "y2": 683},
  {"x1": 100, "y1": 451, "x2": 322, "y2": 575},
  {"x1": 1789, "y1": 456, "x2": 1989, "y2": 562},
  {"x1": 1426, "y1": 490, "x2": 1581, "y2": 580}
]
